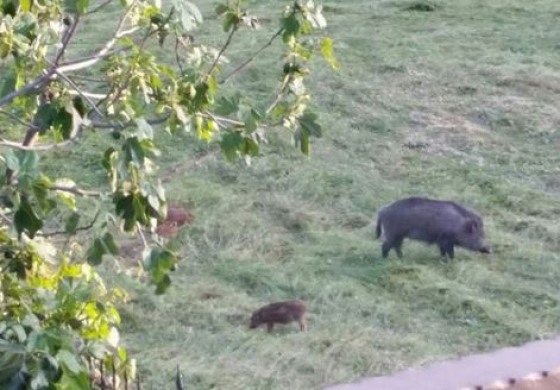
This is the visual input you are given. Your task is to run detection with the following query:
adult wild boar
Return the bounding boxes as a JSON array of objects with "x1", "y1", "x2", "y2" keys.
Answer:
[{"x1": 375, "y1": 197, "x2": 490, "y2": 259}]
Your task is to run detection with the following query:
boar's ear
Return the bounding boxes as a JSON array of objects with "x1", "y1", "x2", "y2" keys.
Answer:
[{"x1": 464, "y1": 219, "x2": 478, "y2": 233}]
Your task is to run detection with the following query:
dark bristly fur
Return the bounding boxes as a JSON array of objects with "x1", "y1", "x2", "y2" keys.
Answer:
[
  {"x1": 249, "y1": 299, "x2": 308, "y2": 332},
  {"x1": 376, "y1": 196, "x2": 490, "y2": 259}
]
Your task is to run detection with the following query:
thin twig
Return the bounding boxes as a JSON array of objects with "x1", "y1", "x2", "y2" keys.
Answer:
[
  {"x1": 54, "y1": 69, "x2": 106, "y2": 120},
  {"x1": 160, "y1": 149, "x2": 220, "y2": 184},
  {"x1": 89, "y1": 112, "x2": 170, "y2": 130},
  {"x1": 0, "y1": 135, "x2": 81, "y2": 151},
  {"x1": 0, "y1": 110, "x2": 39, "y2": 130},
  {"x1": 86, "y1": 0, "x2": 114, "y2": 15},
  {"x1": 220, "y1": 27, "x2": 284, "y2": 84},
  {"x1": 41, "y1": 211, "x2": 100, "y2": 237},
  {"x1": 174, "y1": 37, "x2": 184, "y2": 74},
  {"x1": 136, "y1": 222, "x2": 148, "y2": 249},
  {"x1": 206, "y1": 24, "x2": 238, "y2": 78},
  {"x1": 67, "y1": 90, "x2": 107, "y2": 99},
  {"x1": 49, "y1": 184, "x2": 102, "y2": 197},
  {"x1": 57, "y1": 0, "x2": 139, "y2": 74},
  {"x1": 54, "y1": 15, "x2": 81, "y2": 64},
  {"x1": 92, "y1": 28, "x2": 156, "y2": 117},
  {"x1": 203, "y1": 111, "x2": 244, "y2": 127},
  {"x1": 0, "y1": 212, "x2": 12, "y2": 226},
  {"x1": 0, "y1": 73, "x2": 53, "y2": 108},
  {"x1": 265, "y1": 88, "x2": 287, "y2": 116},
  {"x1": 57, "y1": 46, "x2": 131, "y2": 74}
]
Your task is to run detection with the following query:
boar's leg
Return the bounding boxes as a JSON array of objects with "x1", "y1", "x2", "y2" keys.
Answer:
[
  {"x1": 299, "y1": 317, "x2": 308, "y2": 332},
  {"x1": 394, "y1": 238, "x2": 404, "y2": 258},
  {"x1": 266, "y1": 322, "x2": 274, "y2": 332},
  {"x1": 437, "y1": 235, "x2": 455, "y2": 259},
  {"x1": 382, "y1": 236, "x2": 404, "y2": 258}
]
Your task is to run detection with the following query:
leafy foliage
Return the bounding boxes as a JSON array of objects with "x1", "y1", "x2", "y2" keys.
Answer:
[{"x1": 0, "y1": 0, "x2": 336, "y2": 387}]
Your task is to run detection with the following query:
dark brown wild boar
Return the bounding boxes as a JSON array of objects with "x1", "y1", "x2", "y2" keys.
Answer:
[
  {"x1": 376, "y1": 196, "x2": 490, "y2": 259},
  {"x1": 249, "y1": 299, "x2": 308, "y2": 332}
]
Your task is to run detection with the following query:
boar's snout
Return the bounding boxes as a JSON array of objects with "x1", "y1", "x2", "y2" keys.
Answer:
[{"x1": 479, "y1": 245, "x2": 491, "y2": 254}]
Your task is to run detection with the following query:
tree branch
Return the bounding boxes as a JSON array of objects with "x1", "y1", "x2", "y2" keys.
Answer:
[
  {"x1": 206, "y1": 24, "x2": 238, "y2": 79},
  {"x1": 86, "y1": 0, "x2": 114, "y2": 15},
  {"x1": 136, "y1": 221, "x2": 148, "y2": 249},
  {"x1": 0, "y1": 73, "x2": 53, "y2": 108},
  {"x1": 0, "y1": 110, "x2": 40, "y2": 131},
  {"x1": 0, "y1": 212, "x2": 12, "y2": 226},
  {"x1": 49, "y1": 184, "x2": 103, "y2": 198},
  {"x1": 41, "y1": 211, "x2": 101, "y2": 237},
  {"x1": 57, "y1": 0, "x2": 139, "y2": 74},
  {"x1": 203, "y1": 111, "x2": 244, "y2": 128},
  {"x1": 174, "y1": 37, "x2": 184, "y2": 74},
  {"x1": 89, "y1": 112, "x2": 171, "y2": 130},
  {"x1": 220, "y1": 27, "x2": 284, "y2": 84},
  {"x1": 54, "y1": 15, "x2": 81, "y2": 64},
  {"x1": 0, "y1": 16, "x2": 83, "y2": 108},
  {"x1": 0, "y1": 135, "x2": 81, "y2": 151},
  {"x1": 54, "y1": 69, "x2": 106, "y2": 120},
  {"x1": 57, "y1": 47, "x2": 130, "y2": 74}
]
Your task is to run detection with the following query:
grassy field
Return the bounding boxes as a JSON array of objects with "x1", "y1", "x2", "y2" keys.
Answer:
[{"x1": 41, "y1": 0, "x2": 560, "y2": 388}]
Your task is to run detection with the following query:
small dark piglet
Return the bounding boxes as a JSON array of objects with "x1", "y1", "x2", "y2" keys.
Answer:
[
  {"x1": 249, "y1": 299, "x2": 308, "y2": 332},
  {"x1": 376, "y1": 196, "x2": 491, "y2": 259}
]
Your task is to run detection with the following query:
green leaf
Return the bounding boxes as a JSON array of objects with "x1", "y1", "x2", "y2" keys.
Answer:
[
  {"x1": 86, "y1": 238, "x2": 105, "y2": 266},
  {"x1": 76, "y1": 0, "x2": 89, "y2": 12},
  {"x1": 56, "y1": 350, "x2": 82, "y2": 374},
  {"x1": 299, "y1": 110, "x2": 322, "y2": 137},
  {"x1": 18, "y1": 150, "x2": 39, "y2": 172},
  {"x1": 220, "y1": 131, "x2": 244, "y2": 161},
  {"x1": 135, "y1": 118, "x2": 154, "y2": 140},
  {"x1": 62, "y1": 0, "x2": 82, "y2": 13},
  {"x1": 215, "y1": 3, "x2": 229, "y2": 15},
  {"x1": 4, "y1": 150, "x2": 19, "y2": 172},
  {"x1": 20, "y1": 0, "x2": 32, "y2": 12},
  {"x1": 14, "y1": 196, "x2": 43, "y2": 239},
  {"x1": 0, "y1": 340, "x2": 26, "y2": 354},
  {"x1": 123, "y1": 137, "x2": 146, "y2": 167},
  {"x1": 114, "y1": 194, "x2": 136, "y2": 232},
  {"x1": 0, "y1": 350, "x2": 24, "y2": 385},
  {"x1": 32, "y1": 175, "x2": 56, "y2": 214},
  {"x1": 34, "y1": 103, "x2": 56, "y2": 133},
  {"x1": 299, "y1": 129, "x2": 309, "y2": 155},
  {"x1": 56, "y1": 370, "x2": 90, "y2": 390},
  {"x1": 86, "y1": 342, "x2": 107, "y2": 360},
  {"x1": 215, "y1": 95, "x2": 240, "y2": 116},
  {"x1": 0, "y1": 0, "x2": 17, "y2": 17},
  {"x1": 0, "y1": 68, "x2": 17, "y2": 97},
  {"x1": 271, "y1": 101, "x2": 290, "y2": 119},
  {"x1": 11, "y1": 325, "x2": 26, "y2": 343},
  {"x1": 143, "y1": 247, "x2": 177, "y2": 294},
  {"x1": 223, "y1": 12, "x2": 239, "y2": 32},
  {"x1": 53, "y1": 103, "x2": 81, "y2": 140},
  {"x1": 306, "y1": 4, "x2": 327, "y2": 28},
  {"x1": 30, "y1": 370, "x2": 50, "y2": 390},
  {"x1": 64, "y1": 212, "x2": 80, "y2": 234},
  {"x1": 101, "y1": 232, "x2": 119, "y2": 255},
  {"x1": 155, "y1": 274, "x2": 171, "y2": 294},
  {"x1": 72, "y1": 96, "x2": 87, "y2": 117},
  {"x1": 320, "y1": 37, "x2": 340, "y2": 70},
  {"x1": 171, "y1": 0, "x2": 203, "y2": 31},
  {"x1": 86, "y1": 232, "x2": 119, "y2": 265},
  {"x1": 14, "y1": 149, "x2": 40, "y2": 188},
  {"x1": 282, "y1": 13, "x2": 300, "y2": 42}
]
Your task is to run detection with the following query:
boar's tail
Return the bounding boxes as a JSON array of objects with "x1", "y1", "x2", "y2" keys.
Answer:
[{"x1": 375, "y1": 218, "x2": 382, "y2": 239}]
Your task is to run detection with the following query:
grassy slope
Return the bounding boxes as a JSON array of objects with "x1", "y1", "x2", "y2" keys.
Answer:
[{"x1": 41, "y1": 0, "x2": 560, "y2": 388}]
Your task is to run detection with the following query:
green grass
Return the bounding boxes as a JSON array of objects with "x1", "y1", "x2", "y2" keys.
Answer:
[{"x1": 30, "y1": 0, "x2": 560, "y2": 388}]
